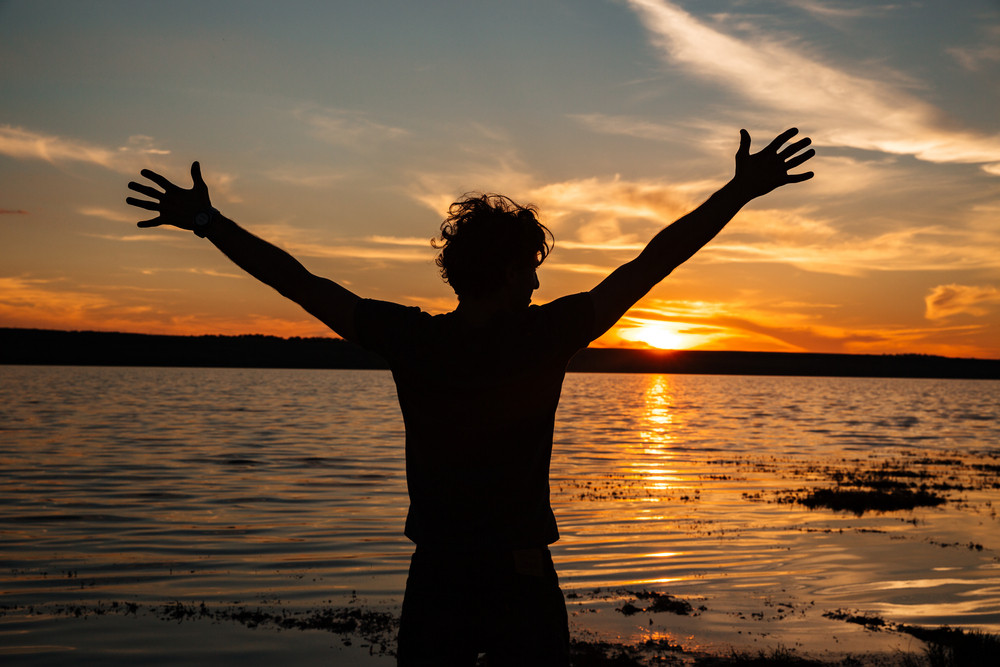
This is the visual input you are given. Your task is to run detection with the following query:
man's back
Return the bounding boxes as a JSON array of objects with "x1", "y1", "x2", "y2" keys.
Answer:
[{"x1": 354, "y1": 292, "x2": 595, "y2": 548}]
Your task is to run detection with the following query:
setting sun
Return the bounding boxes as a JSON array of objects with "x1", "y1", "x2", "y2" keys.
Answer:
[{"x1": 620, "y1": 323, "x2": 688, "y2": 350}]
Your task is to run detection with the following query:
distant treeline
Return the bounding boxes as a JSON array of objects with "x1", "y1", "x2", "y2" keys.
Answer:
[{"x1": 2, "y1": 327, "x2": 998, "y2": 379}]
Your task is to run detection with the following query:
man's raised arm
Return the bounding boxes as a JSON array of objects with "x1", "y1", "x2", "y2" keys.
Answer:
[
  {"x1": 126, "y1": 162, "x2": 359, "y2": 340},
  {"x1": 588, "y1": 128, "x2": 815, "y2": 337}
]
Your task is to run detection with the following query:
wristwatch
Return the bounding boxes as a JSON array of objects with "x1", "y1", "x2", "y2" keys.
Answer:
[{"x1": 192, "y1": 207, "x2": 220, "y2": 238}]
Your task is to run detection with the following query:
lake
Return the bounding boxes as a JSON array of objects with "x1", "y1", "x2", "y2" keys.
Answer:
[{"x1": 1, "y1": 365, "x2": 999, "y2": 665}]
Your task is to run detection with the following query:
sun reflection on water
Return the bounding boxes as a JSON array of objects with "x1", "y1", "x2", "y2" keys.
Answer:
[
  {"x1": 634, "y1": 375, "x2": 696, "y2": 499},
  {"x1": 641, "y1": 374, "x2": 678, "y2": 433}
]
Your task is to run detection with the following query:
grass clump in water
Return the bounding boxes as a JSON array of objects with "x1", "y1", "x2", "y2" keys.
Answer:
[
  {"x1": 797, "y1": 487, "x2": 946, "y2": 515},
  {"x1": 693, "y1": 646, "x2": 841, "y2": 666},
  {"x1": 897, "y1": 625, "x2": 1000, "y2": 667},
  {"x1": 616, "y1": 590, "x2": 695, "y2": 616}
]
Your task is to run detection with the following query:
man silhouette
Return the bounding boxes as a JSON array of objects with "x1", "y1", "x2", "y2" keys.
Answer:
[{"x1": 127, "y1": 128, "x2": 814, "y2": 666}]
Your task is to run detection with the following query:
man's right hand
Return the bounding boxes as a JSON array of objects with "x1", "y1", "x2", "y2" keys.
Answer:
[{"x1": 127, "y1": 161, "x2": 214, "y2": 232}]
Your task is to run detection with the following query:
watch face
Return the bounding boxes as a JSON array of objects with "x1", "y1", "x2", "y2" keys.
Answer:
[{"x1": 195, "y1": 212, "x2": 211, "y2": 226}]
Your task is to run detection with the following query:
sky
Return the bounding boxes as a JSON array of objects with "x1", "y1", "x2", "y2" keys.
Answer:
[{"x1": 2, "y1": 0, "x2": 999, "y2": 358}]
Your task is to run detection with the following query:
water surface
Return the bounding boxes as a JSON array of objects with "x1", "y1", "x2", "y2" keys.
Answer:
[{"x1": 1, "y1": 366, "x2": 998, "y2": 663}]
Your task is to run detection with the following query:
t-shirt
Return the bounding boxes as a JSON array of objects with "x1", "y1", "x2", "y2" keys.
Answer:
[{"x1": 353, "y1": 292, "x2": 596, "y2": 549}]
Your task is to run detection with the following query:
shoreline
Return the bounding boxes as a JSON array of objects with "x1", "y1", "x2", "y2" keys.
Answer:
[
  {"x1": 5, "y1": 597, "x2": 997, "y2": 666},
  {"x1": 3, "y1": 327, "x2": 999, "y2": 379}
]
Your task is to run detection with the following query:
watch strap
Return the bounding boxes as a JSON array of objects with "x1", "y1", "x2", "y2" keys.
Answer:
[{"x1": 192, "y1": 207, "x2": 220, "y2": 238}]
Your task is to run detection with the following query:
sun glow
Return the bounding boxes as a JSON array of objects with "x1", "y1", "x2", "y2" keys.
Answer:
[{"x1": 620, "y1": 323, "x2": 688, "y2": 350}]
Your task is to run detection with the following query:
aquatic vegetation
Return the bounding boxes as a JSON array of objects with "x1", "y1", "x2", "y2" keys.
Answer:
[
  {"x1": 616, "y1": 590, "x2": 695, "y2": 616},
  {"x1": 693, "y1": 647, "x2": 837, "y2": 666},
  {"x1": 795, "y1": 487, "x2": 946, "y2": 515},
  {"x1": 896, "y1": 625, "x2": 1000, "y2": 667},
  {"x1": 567, "y1": 639, "x2": 668, "y2": 666},
  {"x1": 822, "y1": 609, "x2": 888, "y2": 631},
  {"x1": 824, "y1": 610, "x2": 1000, "y2": 667},
  {"x1": 745, "y1": 455, "x2": 1000, "y2": 516}
]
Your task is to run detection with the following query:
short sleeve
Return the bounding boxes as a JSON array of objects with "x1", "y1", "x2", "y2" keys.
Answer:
[
  {"x1": 354, "y1": 298, "x2": 426, "y2": 362},
  {"x1": 534, "y1": 292, "x2": 596, "y2": 358}
]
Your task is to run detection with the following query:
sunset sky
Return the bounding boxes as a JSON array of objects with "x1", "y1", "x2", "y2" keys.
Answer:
[{"x1": 2, "y1": 0, "x2": 999, "y2": 358}]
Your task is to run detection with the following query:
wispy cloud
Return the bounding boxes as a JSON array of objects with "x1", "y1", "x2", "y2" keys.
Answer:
[
  {"x1": 0, "y1": 125, "x2": 170, "y2": 173},
  {"x1": 569, "y1": 113, "x2": 694, "y2": 143},
  {"x1": 556, "y1": 240, "x2": 645, "y2": 251},
  {"x1": 135, "y1": 267, "x2": 246, "y2": 280},
  {"x1": 780, "y1": 0, "x2": 898, "y2": 22},
  {"x1": 409, "y1": 159, "x2": 702, "y2": 251},
  {"x1": 261, "y1": 164, "x2": 348, "y2": 188},
  {"x1": 78, "y1": 207, "x2": 139, "y2": 224},
  {"x1": 0, "y1": 209, "x2": 29, "y2": 215},
  {"x1": 947, "y1": 25, "x2": 1000, "y2": 71},
  {"x1": 529, "y1": 175, "x2": 694, "y2": 235},
  {"x1": 247, "y1": 223, "x2": 434, "y2": 263},
  {"x1": 0, "y1": 125, "x2": 242, "y2": 203},
  {"x1": 708, "y1": 210, "x2": 1000, "y2": 275},
  {"x1": 408, "y1": 155, "x2": 1000, "y2": 277},
  {"x1": 365, "y1": 235, "x2": 432, "y2": 247},
  {"x1": 295, "y1": 107, "x2": 409, "y2": 148},
  {"x1": 82, "y1": 229, "x2": 207, "y2": 244},
  {"x1": 544, "y1": 261, "x2": 615, "y2": 276},
  {"x1": 925, "y1": 284, "x2": 1000, "y2": 320},
  {"x1": 406, "y1": 150, "x2": 536, "y2": 216},
  {"x1": 624, "y1": 0, "x2": 1000, "y2": 173}
]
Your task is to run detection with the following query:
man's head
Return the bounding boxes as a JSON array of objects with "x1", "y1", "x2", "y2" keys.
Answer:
[{"x1": 434, "y1": 193, "x2": 552, "y2": 304}]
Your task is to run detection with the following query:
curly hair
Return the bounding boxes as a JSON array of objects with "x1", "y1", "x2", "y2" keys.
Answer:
[{"x1": 433, "y1": 193, "x2": 553, "y2": 299}]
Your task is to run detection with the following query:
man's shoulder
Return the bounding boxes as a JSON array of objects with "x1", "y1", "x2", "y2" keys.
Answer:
[
  {"x1": 358, "y1": 297, "x2": 444, "y2": 322},
  {"x1": 354, "y1": 299, "x2": 434, "y2": 352},
  {"x1": 527, "y1": 291, "x2": 596, "y2": 347},
  {"x1": 532, "y1": 291, "x2": 593, "y2": 311},
  {"x1": 529, "y1": 291, "x2": 595, "y2": 323}
]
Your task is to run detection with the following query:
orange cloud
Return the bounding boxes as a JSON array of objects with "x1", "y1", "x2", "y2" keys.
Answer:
[
  {"x1": 408, "y1": 161, "x2": 1000, "y2": 279},
  {"x1": 594, "y1": 295, "x2": 998, "y2": 358},
  {"x1": 0, "y1": 276, "x2": 148, "y2": 332},
  {"x1": 925, "y1": 284, "x2": 1000, "y2": 320},
  {"x1": 0, "y1": 275, "x2": 334, "y2": 338},
  {"x1": 78, "y1": 207, "x2": 143, "y2": 224}
]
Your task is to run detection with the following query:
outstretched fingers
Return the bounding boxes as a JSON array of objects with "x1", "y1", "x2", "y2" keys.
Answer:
[
  {"x1": 779, "y1": 137, "x2": 811, "y2": 159},
  {"x1": 127, "y1": 181, "x2": 162, "y2": 199},
  {"x1": 786, "y1": 171, "x2": 815, "y2": 184},
  {"x1": 139, "y1": 169, "x2": 176, "y2": 191},
  {"x1": 126, "y1": 196, "x2": 159, "y2": 211},
  {"x1": 785, "y1": 148, "x2": 816, "y2": 171},
  {"x1": 765, "y1": 127, "x2": 800, "y2": 154}
]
